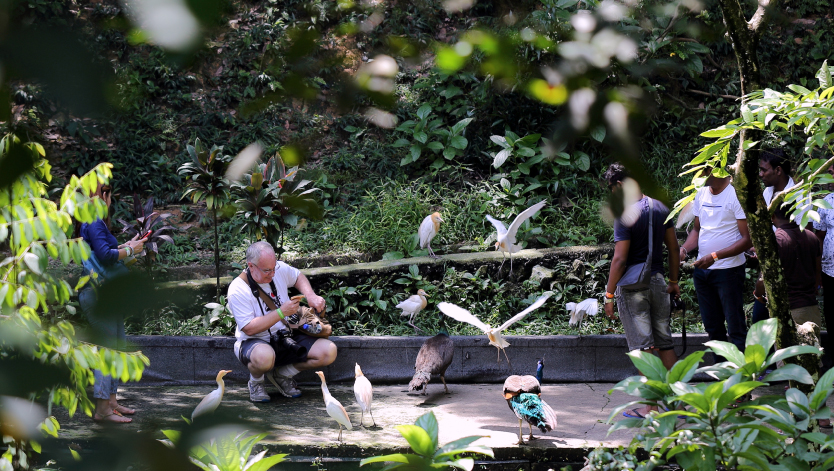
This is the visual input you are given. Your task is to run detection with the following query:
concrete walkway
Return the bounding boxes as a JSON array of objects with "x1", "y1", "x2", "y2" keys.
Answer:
[{"x1": 55, "y1": 381, "x2": 638, "y2": 457}]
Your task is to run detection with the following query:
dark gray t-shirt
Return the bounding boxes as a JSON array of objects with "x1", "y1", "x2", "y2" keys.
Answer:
[{"x1": 613, "y1": 197, "x2": 672, "y2": 275}]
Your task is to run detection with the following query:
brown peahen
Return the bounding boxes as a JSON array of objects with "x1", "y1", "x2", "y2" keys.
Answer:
[
  {"x1": 502, "y1": 358, "x2": 557, "y2": 445},
  {"x1": 409, "y1": 324, "x2": 454, "y2": 395}
]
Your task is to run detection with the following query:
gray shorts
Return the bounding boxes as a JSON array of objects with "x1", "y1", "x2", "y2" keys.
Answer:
[{"x1": 616, "y1": 273, "x2": 673, "y2": 351}]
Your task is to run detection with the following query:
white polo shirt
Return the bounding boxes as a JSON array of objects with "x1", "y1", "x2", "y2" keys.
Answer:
[
  {"x1": 692, "y1": 184, "x2": 746, "y2": 269},
  {"x1": 228, "y1": 262, "x2": 300, "y2": 355}
]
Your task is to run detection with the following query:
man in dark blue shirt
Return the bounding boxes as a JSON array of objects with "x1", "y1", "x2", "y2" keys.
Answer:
[{"x1": 602, "y1": 163, "x2": 681, "y2": 418}]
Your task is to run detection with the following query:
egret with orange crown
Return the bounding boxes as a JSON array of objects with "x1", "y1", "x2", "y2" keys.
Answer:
[
  {"x1": 397, "y1": 289, "x2": 428, "y2": 332},
  {"x1": 316, "y1": 371, "x2": 353, "y2": 442},
  {"x1": 419, "y1": 212, "x2": 444, "y2": 258},
  {"x1": 353, "y1": 363, "x2": 376, "y2": 427},
  {"x1": 191, "y1": 369, "x2": 233, "y2": 421}
]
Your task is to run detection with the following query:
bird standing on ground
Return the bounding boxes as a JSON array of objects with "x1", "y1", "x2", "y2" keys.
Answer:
[
  {"x1": 316, "y1": 371, "x2": 353, "y2": 442},
  {"x1": 438, "y1": 292, "x2": 551, "y2": 366},
  {"x1": 503, "y1": 359, "x2": 557, "y2": 445},
  {"x1": 567, "y1": 298, "x2": 600, "y2": 328},
  {"x1": 397, "y1": 289, "x2": 428, "y2": 332},
  {"x1": 485, "y1": 201, "x2": 546, "y2": 276},
  {"x1": 409, "y1": 327, "x2": 454, "y2": 395},
  {"x1": 191, "y1": 369, "x2": 233, "y2": 421},
  {"x1": 353, "y1": 363, "x2": 376, "y2": 427},
  {"x1": 419, "y1": 212, "x2": 444, "y2": 259}
]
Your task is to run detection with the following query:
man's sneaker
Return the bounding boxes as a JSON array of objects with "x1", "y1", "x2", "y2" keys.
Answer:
[
  {"x1": 266, "y1": 370, "x2": 302, "y2": 398},
  {"x1": 248, "y1": 380, "x2": 270, "y2": 403}
]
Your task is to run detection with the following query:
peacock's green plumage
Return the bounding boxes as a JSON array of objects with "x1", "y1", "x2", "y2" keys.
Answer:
[{"x1": 509, "y1": 393, "x2": 553, "y2": 434}]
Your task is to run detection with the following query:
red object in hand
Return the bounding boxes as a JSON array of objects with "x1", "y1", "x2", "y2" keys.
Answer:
[{"x1": 141, "y1": 230, "x2": 152, "y2": 239}]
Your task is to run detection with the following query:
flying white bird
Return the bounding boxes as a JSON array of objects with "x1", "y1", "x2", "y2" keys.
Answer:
[
  {"x1": 438, "y1": 292, "x2": 552, "y2": 366},
  {"x1": 567, "y1": 298, "x2": 600, "y2": 328},
  {"x1": 419, "y1": 212, "x2": 444, "y2": 259},
  {"x1": 316, "y1": 371, "x2": 353, "y2": 442},
  {"x1": 353, "y1": 363, "x2": 376, "y2": 427},
  {"x1": 397, "y1": 289, "x2": 428, "y2": 332},
  {"x1": 485, "y1": 201, "x2": 546, "y2": 276},
  {"x1": 601, "y1": 177, "x2": 643, "y2": 228},
  {"x1": 191, "y1": 370, "x2": 233, "y2": 421}
]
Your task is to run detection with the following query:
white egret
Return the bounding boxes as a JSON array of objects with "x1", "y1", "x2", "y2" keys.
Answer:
[
  {"x1": 419, "y1": 212, "x2": 444, "y2": 258},
  {"x1": 353, "y1": 363, "x2": 376, "y2": 427},
  {"x1": 396, "y1": 289, "x2": 428, "y2": 332},
  {"x1": 315, "y1": 371, "x2": 352, "y2": 442},
  {"x1": 485, "y1": 201, "x2": 546, "y2": 276},
  {"x1": 437, "y1": 292, "x2": 551, "y2": 366},
  {"x1": 191, "y1": 370, "x2": 233, "y2": 421},
  {"x1": 567, "y1": 298, "x2": 600, "y2": 327}
]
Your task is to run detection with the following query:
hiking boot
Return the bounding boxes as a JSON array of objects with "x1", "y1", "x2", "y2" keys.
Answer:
[
  {"x1": 248, "y1": 380, "x2": 270, "y2": 403},
  {"x1": 266, "y1": 370, "x2": 302, "y2": 398}
]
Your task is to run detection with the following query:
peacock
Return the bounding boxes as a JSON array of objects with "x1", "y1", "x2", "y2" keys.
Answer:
[
  {"x1": 502, "y1": 358, "x2": 557, "y2": 445},
  {"x1": 409, "y1": 317, "x2": 454, "y2": 395}
]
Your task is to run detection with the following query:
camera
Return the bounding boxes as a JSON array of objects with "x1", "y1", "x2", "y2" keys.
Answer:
[
  {"x1": 670, "y1": 295, "x2": 685, "y2": 312},
  {"x1": 270, "y1": 329, "x2": 307, "y2": 357}
]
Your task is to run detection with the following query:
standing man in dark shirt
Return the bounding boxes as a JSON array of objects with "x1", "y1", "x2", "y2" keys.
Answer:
[
  {"x1": 753, "y1": 203, "x2": 822, "y2": 326},
  {"x1": 602, "y1": 163, "x2": 681, "y2": 418}
]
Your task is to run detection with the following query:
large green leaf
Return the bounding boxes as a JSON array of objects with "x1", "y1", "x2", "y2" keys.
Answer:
[
  {"x1": 746, "y1": 318, "x2": 777, "y2": 354},
  {"x1": 667, "y1": 351, "x2": 705, "y2": 384},
  {"x1": 396, "y1": 425, "x2": 435, "y2": 456},
  {"x1": 769, "y1": 345, "x2": 821, "y2": 366},
  {"x1": 705, "y1": 341, "x2": 745, "y2": 366},
  {"x1": 628, "y1": 350, "x2": 667, "y2": 381},
  {"x1": 764, "y1": 364, "x2": 814, "y2": 385}
]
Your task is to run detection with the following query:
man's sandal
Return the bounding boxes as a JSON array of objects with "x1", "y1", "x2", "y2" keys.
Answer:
[{"x1": 94, "y1": 410, "x2": 132, "y2": 423}]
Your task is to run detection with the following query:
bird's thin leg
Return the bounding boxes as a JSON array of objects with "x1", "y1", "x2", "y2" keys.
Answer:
[
  {"x1": 497, "y1": 252, "x2": 506, "y2": 275},
  {"x1": 441, "y1": 374, "x2": 449, "y2": 394},
  {"x1": 338, "y1": 424, "x2": 343, "y2": 442},
  {"x1": 509, "y1": 253, "x2": 514, "y2": 277},
  {"x1": 370, "y1": 409, "x2": 377, "y2": 427},
  {"x1": 502, "y1": 348, "x2": 512, "y2": 368},
  {"x1": 428, "y1": 244, "x2": 438, "y2": 259},
  {"x1": 360, "y1": 411, "x2": 365, "y2": 428},
  {"x1": 528, "y1": 423, "x2": 537, "y2": 441},
  {"x1": 496, "y1": 347, "x2": 501, "y2": 363},
  {"x1": 517, "y1": 418, "x2": 525, "y2": 446}
]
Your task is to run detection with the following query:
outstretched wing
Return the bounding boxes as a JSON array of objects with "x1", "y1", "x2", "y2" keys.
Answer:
[
  {"x1": 438, "y1": 302, "x2": 492, "y2": 333},
  {"x1": 577, "y1": 298, "x2": 599, "y2": 317},
  {"x1": 506, "y1": 201, "x2": 546, "y2": 241},
  {"x1": 496, "y1": 292, "x2": 552, "y2": 332},
  {"x1": 485, "y1": 215, "x2": 508, "y2": 237},
  {"x1": 676, "y1": 201, "x2": 695, "y2": 229}
]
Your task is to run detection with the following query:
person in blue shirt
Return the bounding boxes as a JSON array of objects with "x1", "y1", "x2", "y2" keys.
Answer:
[{"x1": 78, "y1": 183, "x2": 147, "y2": 423}]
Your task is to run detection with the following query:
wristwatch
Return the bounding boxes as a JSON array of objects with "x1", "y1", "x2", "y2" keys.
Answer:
[{"x1": 604, "y1": 292, "x2": 615, "y2": 304}]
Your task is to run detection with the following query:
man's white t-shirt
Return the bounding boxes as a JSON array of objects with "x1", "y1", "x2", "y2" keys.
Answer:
[
  {"x1": 692, "y1": 184, "x2": 746, "y2": 270},
  {"x1": 228, "y1": 261, "x2": 300, "y2": 357}
]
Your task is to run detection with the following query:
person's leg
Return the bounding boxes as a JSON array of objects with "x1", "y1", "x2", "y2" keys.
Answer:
[
  {"x1": 292, "y1": 338, "x2": 337, "y2": 371},
  {"x1": 239, "y1": 340, "x2": 274, "y2": 402},
  {"x1": 822, "y1": 272, "x2": 834, "y2": 372},
  {"x1": 693, "y1": 268, "x2": 728, "y2": 362},
  {"x1": 752, "y1": 298, "x2": 769, "y2": 325},
  {"x1": 616, "y1": 287, "x2": 657, "y2": 417},
  {"x1": 648, "y1": 273, "x2": 676, "y2": 370},
  {"x1": 715, "y1": 265, "x2": 748, "y2": 354}
]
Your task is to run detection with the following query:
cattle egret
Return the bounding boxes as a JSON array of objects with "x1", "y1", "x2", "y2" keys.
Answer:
[
  {"x1": 438, "y1": 292, "x2": 551, "y2": 366},
  {"x1": 503, "y1": 359, "x2": 557, "y2": 445},
  {"x1": 397, "y1": 289, "x2": 428, "y2": 332},
  {"x1": 485, "y1": 201, "x2": 546, "y2": 276},
  {"x1": 191, "y1": 370, "x2": 233, "y2": 421},
  {"x1": 419, "y1": 212, "x2": 444, "y2": 258},
  {"x1": 675, "y1": 201, "x2": 695, "y2": 229},
  {"x1": 353, "y1": 363, "x2": 376, "y2": 427},
  {"x1": 567, "y1": 298, "x2": 599, "y2": 327},
  {"x1": 316, "y1": 371, "x2": 352, "y2": 442}
]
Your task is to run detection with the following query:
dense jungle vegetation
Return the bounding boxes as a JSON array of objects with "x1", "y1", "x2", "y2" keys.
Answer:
[{"x1": 4, "y1": 0, "x2": 833, "y2": 338}]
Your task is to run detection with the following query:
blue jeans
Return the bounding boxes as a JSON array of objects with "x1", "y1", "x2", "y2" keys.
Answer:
[
  {"x1": 752, "y1": 298, "x2": 769, "y2": 324},
  {"x1": 79, "y1": 287, "x2": 126, "y2": 400},
  {"x1": 693, "y1": 265, "x2": 747, "y2": 360}
]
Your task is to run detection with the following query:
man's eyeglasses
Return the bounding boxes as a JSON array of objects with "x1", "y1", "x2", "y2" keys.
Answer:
[{"x1": 252, "y1": 264, "x2": 275, "y2": 275}]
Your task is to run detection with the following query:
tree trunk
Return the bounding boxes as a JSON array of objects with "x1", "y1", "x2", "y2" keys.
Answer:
[
  {"x1": 720, "y1": 0, "x2": 818, "y2": 383},
  {"x1": 214, "y1": 208, "x2": 220, "y2": 302}
]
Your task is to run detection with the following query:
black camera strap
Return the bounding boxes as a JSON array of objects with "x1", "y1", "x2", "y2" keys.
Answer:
[{"x1": 239, "y1": 269, "x2": 284, "y2": 333}]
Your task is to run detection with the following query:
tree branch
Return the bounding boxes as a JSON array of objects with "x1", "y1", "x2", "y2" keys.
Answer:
[
  {"x1": 767, "y1": 154, "x2": 834, "y2": 212},
  {"x1": 686, "y1": 89, "x2": 741, "y2": 100},
  {"x1": 748, "y1": 0, "x2": 774, "y2": 33}
]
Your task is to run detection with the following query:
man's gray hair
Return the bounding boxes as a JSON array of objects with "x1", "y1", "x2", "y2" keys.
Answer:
[{"x1": 245, "y1": 241, "x2": 275, "y2": 264}]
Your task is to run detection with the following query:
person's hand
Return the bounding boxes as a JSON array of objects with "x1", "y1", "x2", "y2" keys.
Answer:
[
  {"x1": 667, "y1": 283, "x2": 681, "y2": 298},
  {"x1": 604, "y1": 301, "x2": 617, "y2": 320},
  {"x1": 279, "y1": 299, "x2": 300, "y2": 318},
  {"x1": 307, "y1": 293, "x2": 325, "y2": 314},
  {"x1": 692, "y1": 255, "x2": 715, "y2": 269}
]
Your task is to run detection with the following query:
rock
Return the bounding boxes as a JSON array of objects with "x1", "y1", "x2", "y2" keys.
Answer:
[{"x1": 529, "y1": 265, "x2": 556, "y2": 286}]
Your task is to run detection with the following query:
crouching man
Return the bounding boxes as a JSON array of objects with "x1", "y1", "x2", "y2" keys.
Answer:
[{"x1": 229, "y1": 241, "x2": 337, "y2": 402}]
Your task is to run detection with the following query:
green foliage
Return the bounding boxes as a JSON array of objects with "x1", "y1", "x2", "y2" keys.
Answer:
[
  {"x1": 589, "y1": 319, "x2": 834, "y2": 470},
  {"x1": 0, "y1": 136, "x2": 149, "y2": 468},
  {"x1": 179, "y1": 139, "x2": 234, "y2": 211},
  {"x1": 360, "y1": 411, "x2": 493, "y2": 471},
  {"x1": 669, "y1": 61, "x2": 834, "y2": 227},
  {"x1": 231, "y1": 154, "x2": 323, "y2": 254},
  {"x1": 394, "y1": 104, "x2": 474, "y2": 169},
  {"x1": 117, "y1": 195, "x2": 176, "y2": 271},
  {"x1": 160, "y1": 429, "x2": 287, "y2": 471}
]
